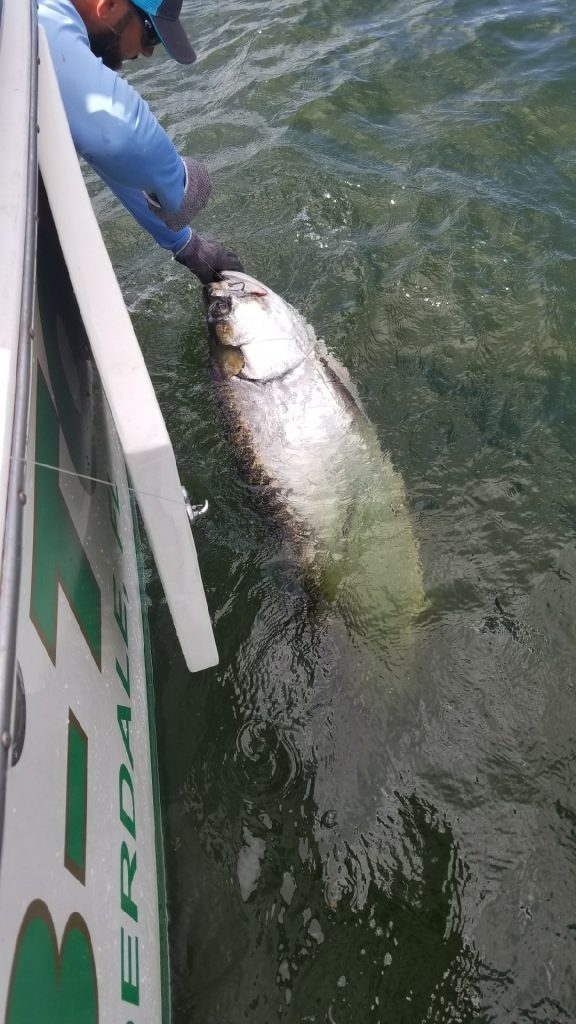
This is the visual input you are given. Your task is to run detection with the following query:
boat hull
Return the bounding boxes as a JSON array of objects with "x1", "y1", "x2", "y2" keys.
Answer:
[{"x1": 0, "y1": 176, "x2": 169, "y2": 1023}]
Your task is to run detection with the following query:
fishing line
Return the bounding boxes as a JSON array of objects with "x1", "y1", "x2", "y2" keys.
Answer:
[
  {"x1": 228, "y1": 26, "x2": 262, "y2": 92},
  {"x1": 8, "y1": 455, "x2": 193, "y2": 509}
]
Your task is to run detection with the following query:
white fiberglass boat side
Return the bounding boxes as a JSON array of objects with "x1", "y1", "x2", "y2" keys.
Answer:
[{"x1": 0, "y1": 0, "x2": 219, "y2": 1018}]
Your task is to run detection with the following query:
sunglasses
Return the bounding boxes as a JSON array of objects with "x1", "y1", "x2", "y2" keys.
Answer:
[{"x1": 130, "y1": 4, "x2": 161, "y2": 48}]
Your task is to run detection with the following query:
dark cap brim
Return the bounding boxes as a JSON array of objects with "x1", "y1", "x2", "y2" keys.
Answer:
[{"x1": 151, "y1": 14, "x2": 197, "y2": 64}]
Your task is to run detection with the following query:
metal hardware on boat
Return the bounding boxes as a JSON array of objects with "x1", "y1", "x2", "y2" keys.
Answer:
[
  {"x1": 182, "y1": 487, "x2": 209, "y2": 525},
  {"x1": 1, "y1": 732, "x2": 11, "y2": 751}
]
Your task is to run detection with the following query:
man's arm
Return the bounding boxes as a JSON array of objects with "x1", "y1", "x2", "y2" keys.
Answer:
[
  {"x1": 98, "y1": 172, "x2": 192, "y2": 253},
  {"x1": 40, "y1": 2, "x2": 188, "y2": 212},
  {"x1": 38, "y1": 0, "x2": 243, "y2": 280}
]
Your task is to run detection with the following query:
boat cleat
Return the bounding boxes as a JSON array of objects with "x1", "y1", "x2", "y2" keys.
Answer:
[{"x1": 182, "y1": 487, "x2": 209, "y2": 525}]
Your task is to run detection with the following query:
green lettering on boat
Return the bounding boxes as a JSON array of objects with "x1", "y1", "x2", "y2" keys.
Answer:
[{"x1": 30, "y1": 369, "x2": 101, "y2": 667}]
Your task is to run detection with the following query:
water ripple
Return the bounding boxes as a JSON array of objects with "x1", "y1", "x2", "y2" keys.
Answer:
[
  {"x1": 119, "y1": 0, "x2": 576, "y2": 1020},
  {"x1": 230, "y1": 719, "x2": 306, "y2": 801}
]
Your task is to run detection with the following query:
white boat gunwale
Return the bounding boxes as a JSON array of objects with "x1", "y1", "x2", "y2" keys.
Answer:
[{"x1": 0, "y1": 0, "x2": 38, "y2": 862}]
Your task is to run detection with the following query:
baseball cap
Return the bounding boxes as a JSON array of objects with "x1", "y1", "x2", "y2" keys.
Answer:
[{"x1": 133, "y1": 0, "x2": 196, "y2": 64}]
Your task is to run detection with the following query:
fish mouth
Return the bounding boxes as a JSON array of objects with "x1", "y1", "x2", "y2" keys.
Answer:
[
  {"x1": 205, "y1": 284, "x2": 238, "y2": 346},
  {"x1": 216, "y1": 271, "x2": 269, "y2": 298},
  {"x1": 205, "y1": 272, "x2": 268, "y2": 314},
  {"x1": 206, "y1": 271, "x2": 270, "y2": 332},
  {"x1": 205, "y1": 271, "x2": 271, "y2": 348}
]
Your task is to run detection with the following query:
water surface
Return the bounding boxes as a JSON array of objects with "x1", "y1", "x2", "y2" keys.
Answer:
[{"x1": 96, "y1": 1, "x2": 576, "y2": 1020}]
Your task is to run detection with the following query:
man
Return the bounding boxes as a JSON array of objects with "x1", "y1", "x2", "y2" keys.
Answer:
[{"x1": 38, "y1": 0, "x2": 243, "y2": 284}]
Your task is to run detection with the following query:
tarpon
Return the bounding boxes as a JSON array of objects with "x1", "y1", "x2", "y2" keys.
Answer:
[{"x1": 205, "y1": 272, "x2": 425, "y2": 652}]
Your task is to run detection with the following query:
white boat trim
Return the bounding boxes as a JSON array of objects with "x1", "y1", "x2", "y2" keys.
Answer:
[
  {"x1": 0, "y1": 0, "x2": 37, "y2": 859},
  {"x1": 0, "y1": 0, "x2": 35, "y2": 545}
]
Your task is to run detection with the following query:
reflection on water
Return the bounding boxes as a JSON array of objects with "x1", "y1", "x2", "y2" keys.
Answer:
[
  {"x1": 99, "y1": 0, "x2": 576, "y2": 1020},
  {"x1": 153, "y1": 577, "x2": 483, "y2": 1022},
  {"x1": 150, "y1": 529, "x2": 576, "y2": 1021}
]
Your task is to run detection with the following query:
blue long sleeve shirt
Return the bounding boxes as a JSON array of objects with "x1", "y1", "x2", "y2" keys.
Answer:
[{"x1": 38, "y1": 0, "x2": 191, "y2": 253}]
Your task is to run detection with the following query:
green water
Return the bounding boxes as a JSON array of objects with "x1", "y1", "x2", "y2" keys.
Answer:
[{"x1": 96, "y1": 0, "x2": 576, "y2": 1020}]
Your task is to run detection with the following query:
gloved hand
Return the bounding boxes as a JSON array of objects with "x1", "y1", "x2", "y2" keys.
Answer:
[
  {"x1": 175, "y1": 233, "x2": 244, "y2": 285},
  {"x1": 146, "y1": 157, "x2": 213, "y2": 232}
]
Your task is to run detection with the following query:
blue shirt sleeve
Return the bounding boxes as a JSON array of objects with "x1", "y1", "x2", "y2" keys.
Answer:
[
  {"x1": 98, "y1": 173, "x2": 192, "y2": 254},
  {"x1": 38, "y1": 0, "x2": 186, "y2": 214}
]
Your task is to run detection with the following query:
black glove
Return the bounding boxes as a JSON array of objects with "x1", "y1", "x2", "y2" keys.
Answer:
[{"x1": 174, "y1": 233, "x2": 244, "y2": 285}]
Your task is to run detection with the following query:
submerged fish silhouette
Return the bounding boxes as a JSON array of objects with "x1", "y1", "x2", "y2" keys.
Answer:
[{"x1": 205, "y1": 271, "x2": 425, "y2": 651}]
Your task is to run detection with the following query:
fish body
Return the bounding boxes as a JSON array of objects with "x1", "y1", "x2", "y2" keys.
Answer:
[{"x1": 206, "y1": 272, "x2": 425, "y2": 647}]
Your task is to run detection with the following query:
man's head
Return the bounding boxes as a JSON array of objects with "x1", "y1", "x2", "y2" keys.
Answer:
[
  {"x1": 79, "y1": 0, "x2": 196, "y2": 71},
  {"x1": 130, "y1": 0, "x2": 196, "y2": 63}
]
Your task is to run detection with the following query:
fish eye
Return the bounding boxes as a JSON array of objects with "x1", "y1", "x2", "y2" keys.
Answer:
[{"x1": 208, "y1": 296, "x2": 232, "y2": 320}]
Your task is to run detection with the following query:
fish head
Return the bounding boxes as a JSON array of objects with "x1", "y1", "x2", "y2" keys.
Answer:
[{"x1": 205, "y1": 272, "x2": 316, "y2": 382}]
